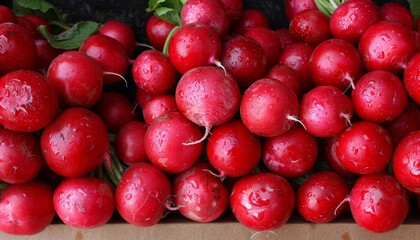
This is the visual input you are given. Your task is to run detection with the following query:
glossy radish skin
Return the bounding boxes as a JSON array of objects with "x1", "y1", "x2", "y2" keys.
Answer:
[
  {"x1": 244, "y1": 27, "x2": 281, "y2": 68},
  {"x1": 0, "y1": 128, "x2": 42, "y2": 184},
  {"x1": 181, "y1": 0, "x2": 230, "y2": 37},
  {"x1": 145, "y1": 15, "x2": 176, "y2": 52},
  {"x1": 0, "y1": 70, "x2": 59, "y2": 132},
  {"x1": 309, "y1": 38, "x2": 363, "y2": 91},
  {"x1": 168, "y1": 23, "x2": 222, "y2": 74},
  {"x1": 206, "y1": 119, "x2": 262, "y2": 178},
  {"x1": 220, "y1": 35, "x2": 267, "y2": 88},
  {"x1": 40, "y1": 108, "x2": 109, "y2": 178},
  {"x1": 175, "y1": 66, "x2": 241, "y2": 144},
  {"x1": 47, "y1": 51, "x2": 103, "y2": 108},
  {"x1": 265, "y1": 64, "x2": 302, "y2": 97},
  {"x1": 329, "y1": 0, "x2": 380, "y2": 45},
  {"x1": 336, "y1": 121, "x2": 393, "y2": 174},
  {"x1": 115, "y1": 162, "x2": 172, "y2": 227},
  {"x1": 392, "y1": 131, "x2": 420, "y2": 194},
  {"x1": 0, "y1": 182, "x2": 55, "y2": 236},
  {"x1": 53, "y1": 177, "x2": 115, "y2": 229},
  {"x1": 230, "y1": 173, "x2": 295, "y2": 231},
  {"x1": 289, "y1": 9, "x2": 331, "y2": 47},
  {"x1": 358, "y1": 20, "x2": 418, "y2": 74},
  {"x1": 99, "y1": 20, "x2": 137, "y2": 58},
  {"x1": 349, "y1": 172, "x2": 409, "y2": 233},
  {"x1": 383, "y1": 102, "x2": 420, "y2": 145},
  {"x1": 0, "y1": 6, "x2": 17, "y2": 24},
  {"x1": 34, "y1": 39, "x2": 63, "y2": 74},
  {"x1": 299, "y1": 86, "x2": 353, "y2": 137},
  {"x1": 321, "y1": 136, "x2": 354, "y2": 178},
  {"x1": 379, "y1": 2, "x2": 414, "y2": 29},
  {"x1": 296, "y1": 171, "x2": 350, "y2": 223},
  {"x1": 0, "y1": 23, "x2": 37, "y2": 75},
  {"x1": 142, "y1": 94, "x2": 178, "y2": 126},
  {"x1": 144, "y1": 111, "x2": 204, "y2": 173},
  {"x1": 173, "y1": 162, "x2": 229, "y2": 223},
  {"x1": 403, "y1": 53, "x2": 420, "y2": 104},
  {"x1": 240, "y1": 78, "x2": 299, "y2": 137},
  {"x1": 351, "y1": 70, "x2": 408, "y2": 123},
  {"x1": 284, "y1": 0, "x2": 317, "y2": 23},
  {"x1": 115, "y1": 121, "x2": 148, "y2": 165},
  {"x1": 132, "y1": 50, "x2": 178, "y2": 95},
  {"x1": 79, "y1": 34, "x2": 129, "y2": 85},
  {"x1": 262, "y1": 125, "x2": 318, "y2": 178},
  {"x1": 232, "y1": 9, "x2": 269, "y2": 35}
]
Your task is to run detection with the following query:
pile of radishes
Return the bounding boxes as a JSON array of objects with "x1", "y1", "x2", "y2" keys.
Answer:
[{"x1": 0, "y1": 0, "x2": 419, "y2": 236}]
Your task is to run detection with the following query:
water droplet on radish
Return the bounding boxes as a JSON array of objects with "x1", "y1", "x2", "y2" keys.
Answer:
[{"x1": 125, "y1": 194, "x2": 132, "y2": 200}]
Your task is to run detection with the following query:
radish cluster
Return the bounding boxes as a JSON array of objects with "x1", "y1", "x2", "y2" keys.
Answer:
[{"x1": 0, "y1": 0, "x2": 420, "y2": 237}]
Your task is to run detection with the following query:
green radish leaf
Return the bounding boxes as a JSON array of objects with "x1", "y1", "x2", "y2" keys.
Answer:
[
  {"x1": 408, "y1": 0, "x2": 420, "y2": 23},
  {"x1": 147, "y1": 0, "x2": 184, "y2": 26},
  {"x1": 38, "y1": 21, "x2": 102, "y2": 50},
  {"x1": 12, "y1": 0, "x2": 69, "y2": 24}
]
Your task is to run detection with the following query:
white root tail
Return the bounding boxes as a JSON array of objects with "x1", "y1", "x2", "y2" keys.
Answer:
[{"x1": 183, "y1": 125, "x2": 211, "y2": 146}]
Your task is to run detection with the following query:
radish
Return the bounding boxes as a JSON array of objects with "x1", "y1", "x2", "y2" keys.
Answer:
[
  {"x1": 320, "y1": 136, "x2": 354, "y2": 179},
  {"x1": 99, "y1": 19, "x2": 137, "y2": 58},
  {"x1": 403, "y1": 52, "x2": 420, "y2": 104},
  {"x1": 230, "y1": 172, "x2": 295, "y2": 231},
  {"x1": 181, "y1": 0, "x2": 230, "y2": 37},
  {"x1": 145, "y1": 15, "x2": 176, "y2": 52},
  {"x1": 168, "y1": 23, "x2": 223, "y2": 74},
  {"x1": 262, "y1": 125, "x2": 318, "y2": 178},
  {"x1": 144, "y1": 111, "x2": 204, "y2": 173},
  {"x1": 0, "y1": 181, "x2": 55, "y2": 236},
  {"x1": 115, "y1": 162, "x2": 172, "y2": 227},
  {"x1": 34, "y1": 39, "x2": 63, "y2": 74},
  {"x1": 232, "y1": 9, "x2": 269, "y2": 35},
  {"x1": 206, "y1": 119, "x2": 262, "y2": 178},
  {"x1": 142, "y1": 94, "x2": 178, "y2": 126},
  {"x1": 219, "y1": 0, "x2": 244, "y2": 24},
  {"x1": 40, "y1": 107, "x2": 109, "y2": 178},
  {"x1": 0, "y1": 22, "x2": 37, "y2": 75},
  {"x1": 53, "y1": 176, "x2": 115, "y2": 229},
  {"x1": 358, "y1": 20, "x2": 418, "y2": 74},
  {"x1": 16, "y1": 16, "x2": 39, "y2": 40},
  {"x1": 289, "y1": 9, "x2": 331, "y2": 47},
  {"x1": 47, "y1": 51, "x2": 104, "y2": 108},
  {"x1": 274, "y1": 28, "x2": 296, "y2": 50},
  {"x1": 240, "y1": 78, "x2": 299, "y2": 137},
  {"x1": 220, "y1": 35, "x2": 267, "y2": 88},
  {"x1": 299, "y1": 85, "x2": 353, "y2": 137},
  {"x1": 0, "y1": 5, "x2": 17, "y2": 24},
  {"x1": 351, "y1": 70, "x2": 408, "y2": 123},
  {"x1": 173, "y1": 162, "x2": 229, "y2": 223},
  {"x1": 383, "y1": 102, "x2": 420, "y2": 145},
  {"x1": 284, "y1": 0, "x2": 317, "y2": 23},
  {"x1": 135, "y1": 87, "x2": 154, "y2": 109},
  {"x1": 0, "y1": 127, "x2": 42, "y2": 184},
  {"x1": 379, "y1": 2, "x2": 414, "y2": 29},
  {"x1": 265, "y1": 64, "x2": 302, "y2": 97},
  {"x1": 243, "y1": 26, "x2": 281, "y2": 68},
  {"x1": 115, "y1": 120, "x2": 148, "y2": 166},
  {"x1": 175, "y1": 66, "x2": 241, "y2": 144},
  {"x1": 0, "y1": 70, "x2": 59, "y2": 132},
  {"x1": 309, "y1": 38, "x2": 363, "y2": 91}
]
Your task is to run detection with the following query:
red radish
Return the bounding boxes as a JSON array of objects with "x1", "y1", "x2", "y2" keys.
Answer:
[
  {"x1": 278, "y1": 42, "x2": 314, "y2": 93},
  {"x1": 230, "y1": 172, "x2": 295, "y2": 231},
  {"x1": 142, "y1": 94, "x2": 178, "y2": 126},
  {"x1": 284, "y1": 0, "x2": 317, "y2": 23},
  {"x1": 348, "y1": 172, "x2": 409, "y2": 233},
  {"x1": 392, "y1": 130, "x2": 420, "y2": 194},
  {"x1": 274, "y1": 28, "x2": 296, "y2": 49},
  {"x1": 144, "y1": 111, "x2": 204, "y2": 173},
  {"x1": 22, "y1": 14, "x2": 50, "y2": 39},
  {"x1": 351, "y1": 70, "x2": 408, "y2": 123},
  {"x1": 40, "y1": 107, "x2": 109, "y2": 178},
  {"x1": 0, "y1": 70, "x2": 58, "y2": 132},
  {"x1": 335, "y1": 121, "x2": 393, "y2": 174},
  {"x1": 244, "y1": 26, "x2": 281, "y2": 68},
  {"x1": 34, "y1": 39, "x2": 63, "y2": 74},
  {"x1": 99, "y1": 19, "x2": 137, "y2": 58},
  {"x1": 329, "y1": 0, "x2": 380, "y2": 45},
  {"x1": 0, "y1": 127, "x2": 42, "y2": 184},
  {"x1": 93, "y1": 91, "x2": 138, "y2": 133},
  {"x1": 168, "y1": 23, "x2": 223, "y2": 74},
  {"x1": 173, "y1": 162, "x2": 229, "y2": 223},
  {"x1": 219, "y1": 0, "x2": 244, "y2": 24},
  {"x1": 79, "y1": 34, "x2": 129, "y2": 85},
  {"x1": 262, "y1": 125, "x2": 318, "y2": 178},
  {"x1": 16, "y1": 16, "x2": 39, "y2": 39},
  {"x1": 115, "y1": 120, "x2": 148, "y2": 165},
  {"x1": 132, "y1": 49, "x2": 178, "y2": 95},
  {"x1": 265, "y1": 64, "x2": 302, "y2": 97},
  {"x1": 175, "y1": 66, "x2": 241, "y2": 144},
  {"x1": 358, "y1": 20, "x2": 418, "y2": 74},
  {"x1": 240, "y1": 78, "x2": 299, "y2": 137},
  {"x1": 289, "y1": 9, "x2": 331, "y2": 47},
  {"x1": 309, "y1": 38, "x2": 363, "y2": 91},
  {"x1": 379, "y1": 2, "x2": 414, "y2": 29},
  {"x1": 296, "y1": 171, "x2": 350, "y2": 223},
  {"x1": 0, "y1": 181, "x2": 55, "y2": 235},
  {"x1": 232, "y1": 9, "x2": 269, "y2": 35},
  {"x1": 206, "y1": 119, "x2": 262, "y2": 178},
  {"x1": 135, "y1": 88, "x2": 154, "y2": 109},
  {"x1": 383, "y1": 102, "x2": 420, "y2": 145},
  {"x1": 321, "y1": 136, "x2": 354, "y2": 178},
  {"x1": 0, "y1": 5, "x2": 17, "y2": 24},
  {"x1": 115, "y1": 162, "x2": 172, "y2": 227},
  {"x1": 403, "y1": 52, "x2": 420, "y2": 104},
  {"x1": 299, "y1": 85, "x2": 353, "y2": 137},
  {"x1": 145, "y1": 15, "x2": 176, "y2": 52},
  {"x1": 0, "y1": 23, "x2": 37, "y2": 75},
  {"x1": 53, "y1": 176, "x2": 115, "y2": 229},
  {"x1": 47, "y1": 51, "x2": 104, "y2": 108},
  {"x1": 220, "y1": 35, "x2": 267, "y2": 88},
  {"x1": 181, "y1": 0, "x2": 230, "y2": 37}
]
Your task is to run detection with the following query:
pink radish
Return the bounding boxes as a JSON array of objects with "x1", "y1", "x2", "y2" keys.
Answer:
[{"x1": 175, "y1": 66, "x2": 241, "y2": 145}]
